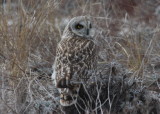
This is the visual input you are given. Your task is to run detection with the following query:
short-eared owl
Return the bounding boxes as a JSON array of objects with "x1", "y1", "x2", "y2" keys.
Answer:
[{"x1": 52, "y1": 16, "x2": 97, "y2": 106}]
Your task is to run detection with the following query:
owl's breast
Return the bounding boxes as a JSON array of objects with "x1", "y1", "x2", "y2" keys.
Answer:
[{"x1": 55, "y1": 38, "x2": 96, "y2": 81}]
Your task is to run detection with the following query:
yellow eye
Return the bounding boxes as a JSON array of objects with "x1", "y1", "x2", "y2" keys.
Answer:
[{"x1": 76, "y1": 24, "x2": 84, "y2": 29}]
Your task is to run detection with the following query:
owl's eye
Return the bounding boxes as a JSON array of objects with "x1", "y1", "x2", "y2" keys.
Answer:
[{"x1": 75, "y1": 24, "x2": 84, "y2": 29}]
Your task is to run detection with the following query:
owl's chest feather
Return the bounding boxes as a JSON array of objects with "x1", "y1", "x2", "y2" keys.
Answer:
[
  {"x1": 57, "y1": 38, "x2": 94, "y2": 61},
  {"x1": 61, "y1": 38, "x2": 91, "y2": 51},
  {"x1": 55, "y1": 38, "x2": 96, "y2": 79}
]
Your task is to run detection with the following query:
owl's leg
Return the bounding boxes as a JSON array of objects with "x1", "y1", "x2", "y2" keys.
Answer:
[{"x1": 56, "y1": 77, "x2": 82, "y2": 107}]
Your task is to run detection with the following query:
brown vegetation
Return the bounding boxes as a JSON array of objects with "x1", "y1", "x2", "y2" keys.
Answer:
[{"x1": 0, "y1": 0, "x2": 160, "y2": 114}]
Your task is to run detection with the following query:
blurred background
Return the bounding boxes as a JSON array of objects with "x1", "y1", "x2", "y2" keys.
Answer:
[{"x1": 0, "y1": 0, "x2": 160, "y2": 114}]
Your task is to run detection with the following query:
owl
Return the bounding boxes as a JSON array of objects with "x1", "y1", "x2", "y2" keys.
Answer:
[{"x1": 52, "y1": 16, "x2": 97, "y2": 106}]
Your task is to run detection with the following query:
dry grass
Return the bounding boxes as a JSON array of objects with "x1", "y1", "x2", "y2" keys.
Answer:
[{"x1": 0, "y1": 0, "x2": 160, "y2": 114}]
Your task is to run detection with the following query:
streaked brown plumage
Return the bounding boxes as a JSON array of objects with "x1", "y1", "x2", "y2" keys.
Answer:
[{"x1": 52, "y1": 16, "x2": 97, "y2": 106}]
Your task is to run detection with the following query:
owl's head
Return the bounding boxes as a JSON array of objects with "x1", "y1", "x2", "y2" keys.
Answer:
[{"x1": 62, "y1": 16, "x2": 95, "y2": 39}]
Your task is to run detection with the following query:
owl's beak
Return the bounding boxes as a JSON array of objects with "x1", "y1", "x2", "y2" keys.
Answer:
[
  {"x1": 85, "y1": 28, "x2": 95, "y2": 40},
  {"x1": 90, "y1": 28, "x2": 95, "y2": 38}
]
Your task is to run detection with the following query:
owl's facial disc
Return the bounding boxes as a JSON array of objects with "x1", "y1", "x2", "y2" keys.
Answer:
[{"x1": 70, "y1": 19, "x2": 95, "y2": 39}]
